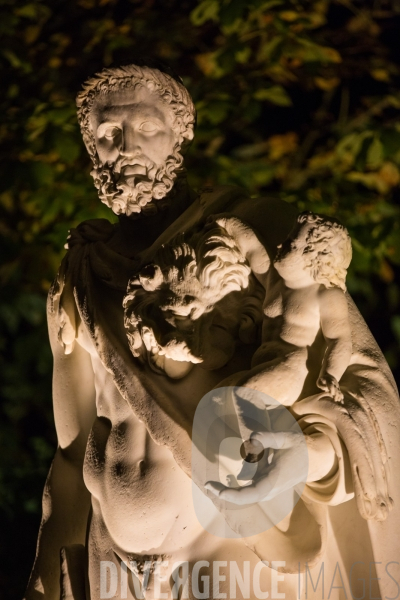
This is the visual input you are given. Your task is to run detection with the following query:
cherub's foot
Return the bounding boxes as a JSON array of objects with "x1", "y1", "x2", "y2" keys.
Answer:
[
  {"x1": 353, "y1": 462, "x2": 394, "y2": 521},
  {"x1": 358, "y1": 492, "x2": 394, "y2": 521},
  {"x1": 317, "y1": 375, "x2": 344, "y2": 403}
]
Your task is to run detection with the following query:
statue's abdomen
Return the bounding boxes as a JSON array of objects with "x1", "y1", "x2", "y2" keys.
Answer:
[{"x1": 83, "y1": 408, "x2": 202, "y2": 554}]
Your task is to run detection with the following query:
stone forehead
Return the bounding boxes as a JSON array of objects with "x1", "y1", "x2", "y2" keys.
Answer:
[
  {"x1": 77, "y1": 65, "x2": 194, "y2": 120},
  {"x1": 90, "y1": 86, "x2": 176, "y2": 122}
]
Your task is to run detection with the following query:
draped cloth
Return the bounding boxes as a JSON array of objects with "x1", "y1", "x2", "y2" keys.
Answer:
[{"x1": 49, "y1": 187, "x2": 400, "y2": 599}]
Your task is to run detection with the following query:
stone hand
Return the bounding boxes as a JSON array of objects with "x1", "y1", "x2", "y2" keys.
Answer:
[
  {"x1": 317, "y1": 373, "x2": 344, "y2": 403},
  {"x1": 205, "y1": 430, "x2": 307, "y2": 506}
]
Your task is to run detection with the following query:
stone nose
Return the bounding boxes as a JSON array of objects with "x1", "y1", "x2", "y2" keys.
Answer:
[{"x1": 120, "y1": 125, "x2": 141, "y2": 157}]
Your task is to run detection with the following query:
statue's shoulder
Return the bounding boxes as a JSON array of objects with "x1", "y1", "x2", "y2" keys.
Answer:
[
  {"x1": 198, "y1": 186, "x2": 298, "y2": 256},
  {"x1": 47, "y1": 218, "x2": 118, "y2": 354},
  {"x1": 48, "y1": 217, "x2": 117, "y2": 312},
  {"x1": 64, "y1": 218, "x2": 116, "y2": 249}
]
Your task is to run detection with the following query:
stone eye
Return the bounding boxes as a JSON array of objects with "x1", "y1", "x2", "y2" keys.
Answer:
[
  {"x1": 104, "y1": 126, "x2": 121, "y2": 140},
  {"x1": 140, "y1": 121, "x2": 159, "y2": 133}
]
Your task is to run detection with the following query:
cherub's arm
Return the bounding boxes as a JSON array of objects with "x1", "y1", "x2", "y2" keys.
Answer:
[
  {"x1": 318, "y1": 286, "x2": 352, "y2": 402},
  {"x1": 216, "y1": 216, "x2": 271, "y2": 287}
]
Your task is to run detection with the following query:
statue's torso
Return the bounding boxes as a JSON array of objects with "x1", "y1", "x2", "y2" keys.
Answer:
[
  {"x1": 78, "y1": 322, "x2": 199, "y2": 555},
  {"x1": 77, "y1": 318, "x2": 275, "y2": 599},
  {"x1": 77, "y1": 315, "x2": 256, "y2": 555}
]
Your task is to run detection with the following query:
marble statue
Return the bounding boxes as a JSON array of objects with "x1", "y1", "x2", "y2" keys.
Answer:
[{"x1": 25, "y1": 63, "x2": 400, "y2": 600}]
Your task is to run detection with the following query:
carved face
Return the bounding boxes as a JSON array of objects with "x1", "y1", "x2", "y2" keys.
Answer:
[
  {"x1": 275, "y1": 215, "x2": 351, "y2": 291},
  {"x1": 89, "y1": 86, "x2": 183, "y2": 215}
]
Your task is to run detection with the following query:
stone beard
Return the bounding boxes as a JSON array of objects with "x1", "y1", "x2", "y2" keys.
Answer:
[{"x1": 90, "y1": 144, "x2": 185, "y2": 217}]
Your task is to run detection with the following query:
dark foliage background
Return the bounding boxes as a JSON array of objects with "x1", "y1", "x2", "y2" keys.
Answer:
[{"x1": 0, "y1": 0, "x2": 399, "y2": 597}]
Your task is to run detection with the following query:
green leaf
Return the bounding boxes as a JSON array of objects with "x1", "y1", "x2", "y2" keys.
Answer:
[
  {"x1": 220, "y1": 0, "x2": 246, "y2": 27},
  {"x1": 336, "y1": 132, "x2": 373, "y2": 163},
  {"x1": 190, "y1": 0, "x2": 220, "y2": 25},
  {"x1": 381, "y1": 129, "x2": 400, "y2": 159},
  {"x1": 235, "y1": 46, "x2": 251, "y2": 64},
  {"x1": 257, "y1": 36, "x2": 283, "y2": 63},
  {"x1": 252, "y1": 165, "x2": 275, "y2": 185},
  {"x1": 2, "y1": 49, "x2": 31, "y2": 72},
  {"x1": 296, "y1": 40, "x2": 341, "y2": 64},
  {"x1": 386, "y1": 229, "x2": 400, "y2": 265},
  {"x1": 254, "y1": 86, "x2": 292, "y2": 106},
  {"x1": 54, "y1": 135, "x2": 80, "y2": 163},
  {"x1": 15, "y1": 4, "x2": 40, "y2": 19},
  {"x1": 366, "y1": 137, "x2": 384, "y2": 170},
  {"x1": 195, "y1": 51, "x2": 225, "y2": 78},
  {"x1": 30, "y1": 163, "x2": 54, "y2": 186},
  {"x1": 391, "y1": 315, "x2": 400, "y2": 344},
  {"x1": 251, "y1": 0, "x2": 284, "y2": 9},
  {"x1": 197, "y1": 100, "x2": 231, "y2": 125}
]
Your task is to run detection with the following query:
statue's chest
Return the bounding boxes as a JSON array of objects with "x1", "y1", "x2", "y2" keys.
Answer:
[
  {"x1": 263, "y1": 284, "x2": 320, "y2": 327},
  {"x1": 281, "y1": 287, "x2": 321, "y2": 334},
  {"x1": 263, "y1": 293, "x2": 283, "y2": 319}
]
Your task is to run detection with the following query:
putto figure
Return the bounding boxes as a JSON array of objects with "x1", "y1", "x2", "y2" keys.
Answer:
[
  {"x1": 25, "y1": 62, "x2": 400, "y2": 600},
  {"x1": 263, "y1": 211, "x2": 352, "y2": 403},
  {"x1": 205, "y1": 212, "x2": 355, "y2": 494},
  {"x1": 242, "y1": 211, "x2": 353, "y2": 403}
]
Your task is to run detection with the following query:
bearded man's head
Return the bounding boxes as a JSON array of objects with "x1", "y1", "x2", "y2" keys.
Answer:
[{"x1": 76, "y1": 64, "x2": 196, "y2": 216}]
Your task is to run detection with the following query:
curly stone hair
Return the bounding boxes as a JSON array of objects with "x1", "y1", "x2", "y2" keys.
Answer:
[
  {"x1": 297, "y1": 211, "x2": 352, "y2": 292},
  {"x1": 123, "y1": 221, "x2": 263, "y2": 374},
  {"x1": 76, "y1": 63, "x2": 196, "y2": 167}
]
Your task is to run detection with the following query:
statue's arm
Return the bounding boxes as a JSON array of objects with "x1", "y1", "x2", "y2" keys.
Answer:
[
  {"x1": 24, "y1": 301, "x2": 96, "y2": 600},
  {"x1": 316, "y1": 287, "x2": 352, "y2": 402}
]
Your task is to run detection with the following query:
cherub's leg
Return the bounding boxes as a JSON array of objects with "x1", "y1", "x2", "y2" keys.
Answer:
[
  {"x1": 231, "y1": 346, "x2": 308, "y2": 468},
  {"x1": 244, "y1": 345, "x2": 308, "y2": 406}
]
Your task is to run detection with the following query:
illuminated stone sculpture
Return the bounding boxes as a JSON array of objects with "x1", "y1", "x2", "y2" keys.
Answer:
[{"x1": 25, "y1": 64, "x2": 400, "y2": 600}]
